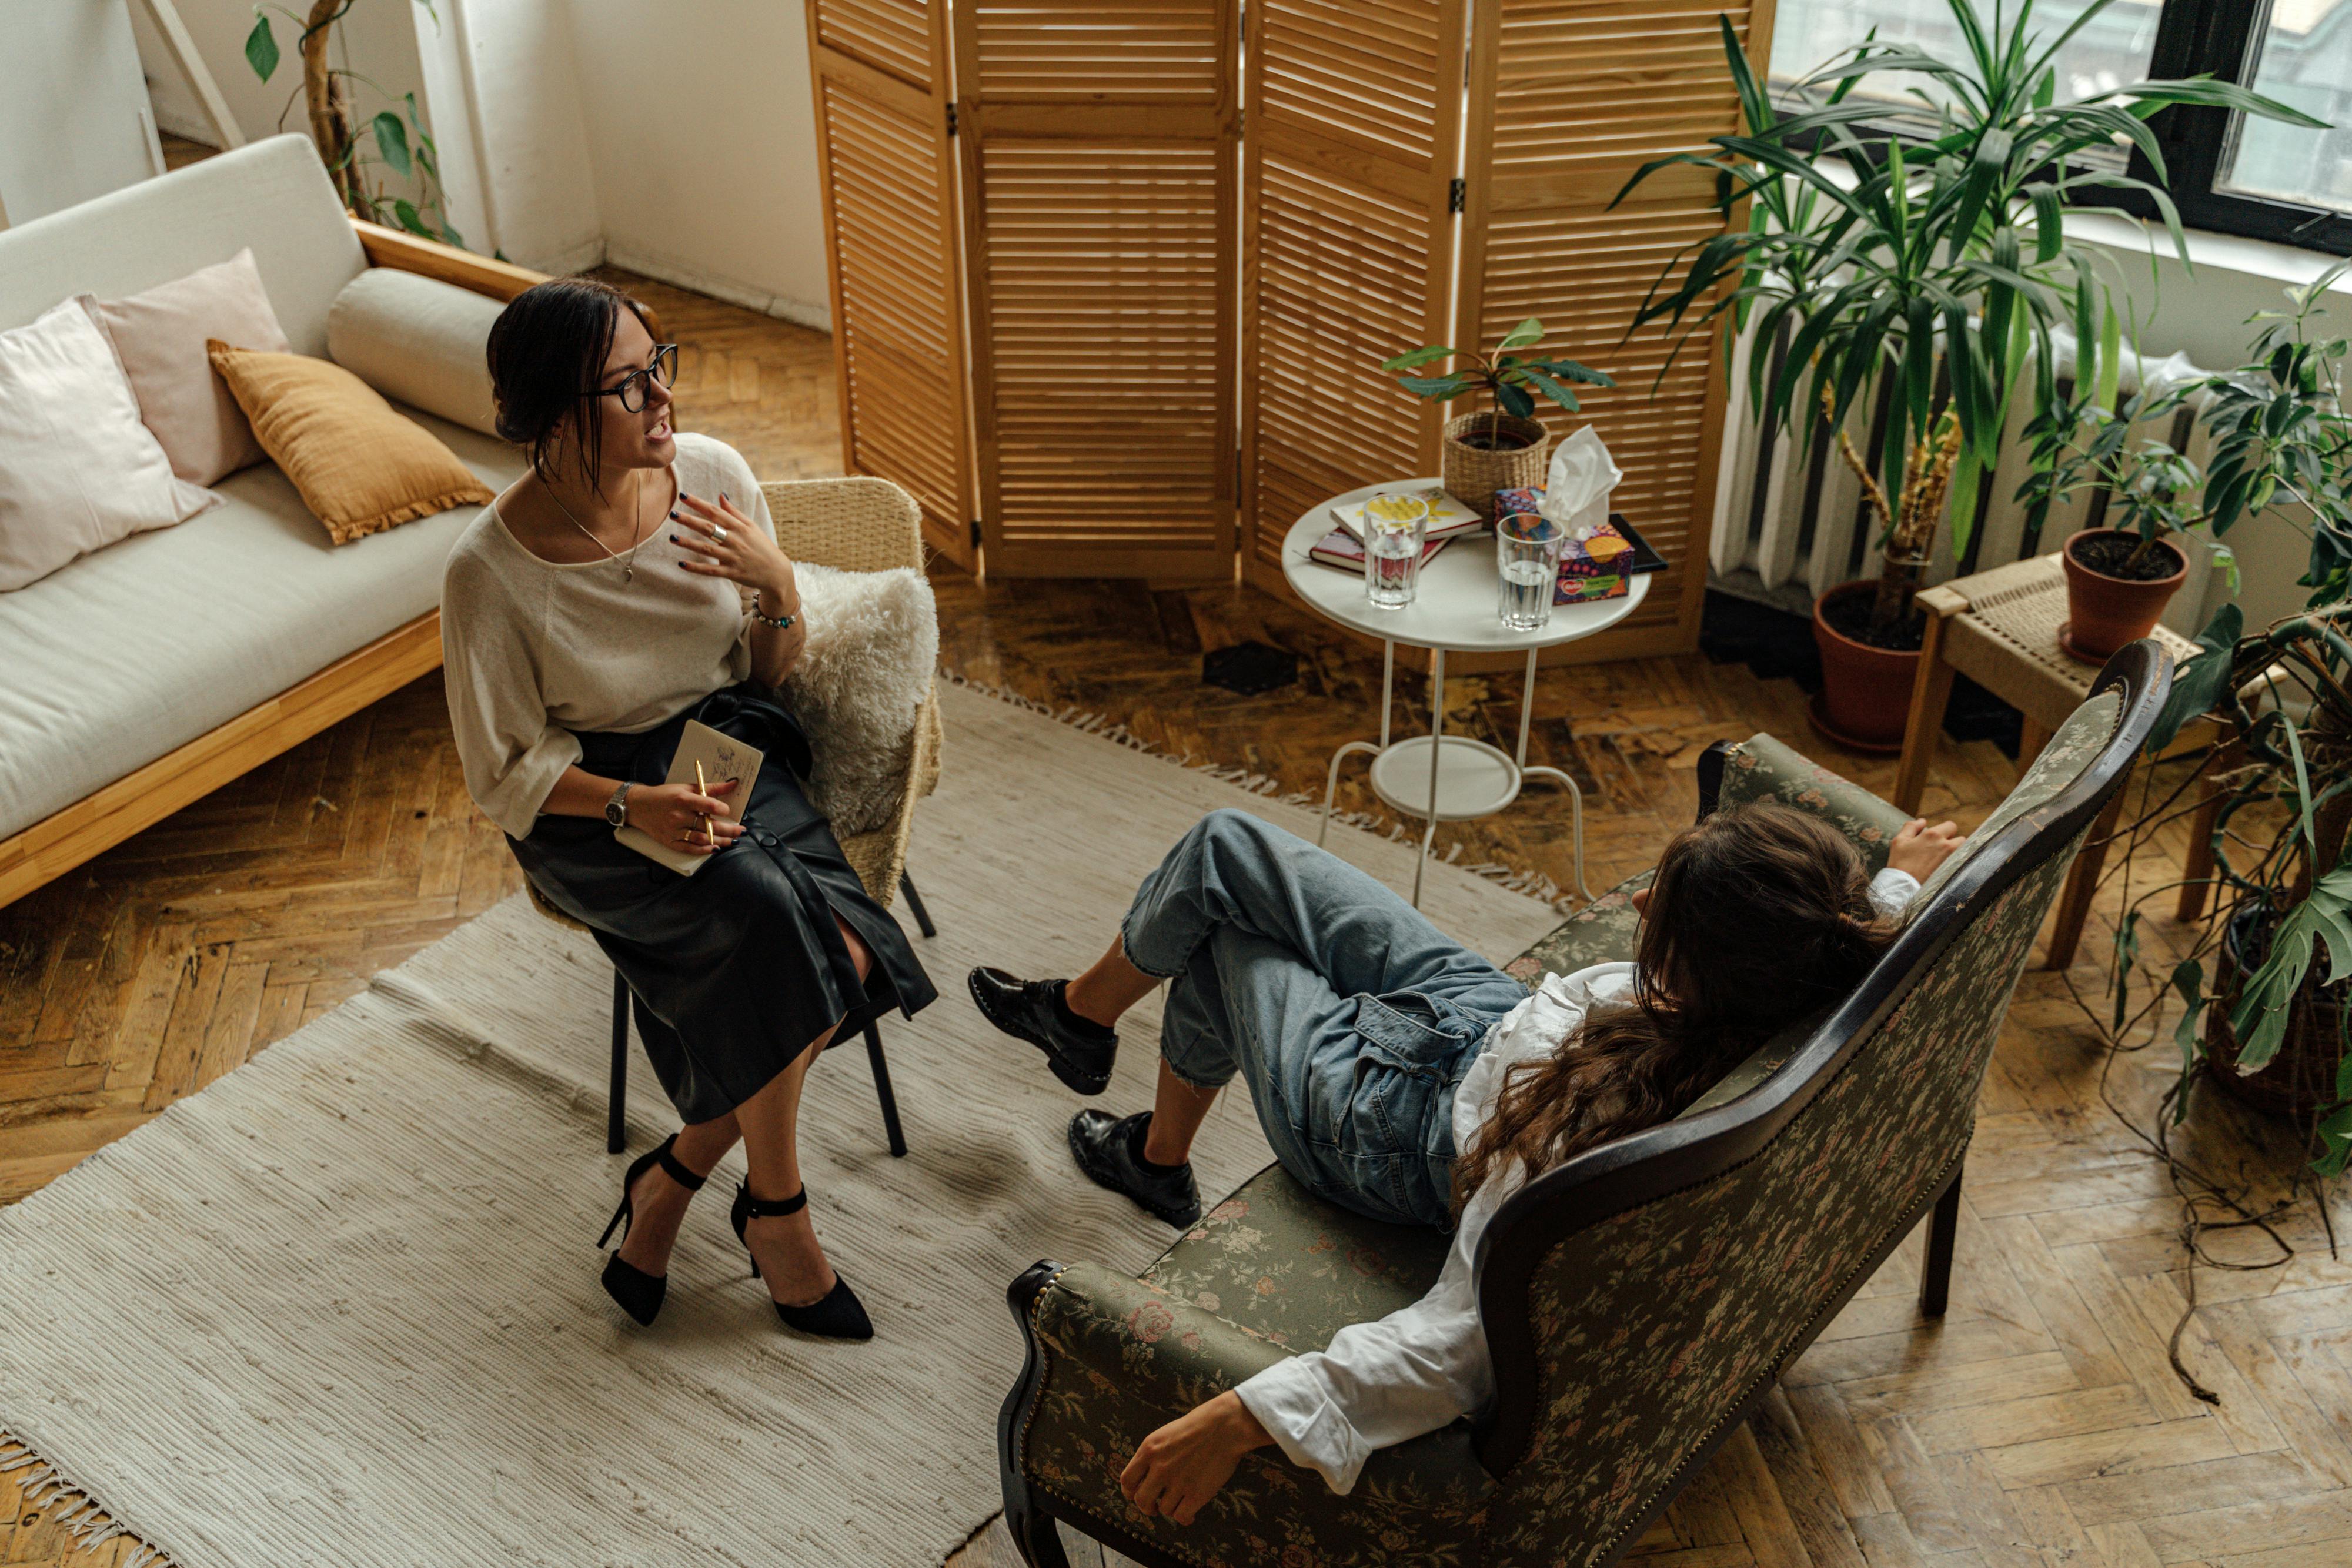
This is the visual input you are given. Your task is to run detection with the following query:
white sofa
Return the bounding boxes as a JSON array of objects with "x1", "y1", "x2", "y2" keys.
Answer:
[{"x1": 0, "y1": 136, "x2": 538, "y2": 905}]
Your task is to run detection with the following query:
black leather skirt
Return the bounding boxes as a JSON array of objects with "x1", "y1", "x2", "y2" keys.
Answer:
[{"x1": 507, "y1": 684, "x2": 936, "y2": 1125}]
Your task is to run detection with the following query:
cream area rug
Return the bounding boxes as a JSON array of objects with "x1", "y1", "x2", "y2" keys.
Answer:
[{"x1": 0, "y1": 681, "x2": 1559, "y2": 1568}]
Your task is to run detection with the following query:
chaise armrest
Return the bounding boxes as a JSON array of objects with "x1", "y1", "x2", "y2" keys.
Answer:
[
  {"x1": 1009, "y1": 1262, "x2": 1494, "y2": 1540},
  {"x1": 1705, "y1": 733, "x2": 1910, "y2": 874}
]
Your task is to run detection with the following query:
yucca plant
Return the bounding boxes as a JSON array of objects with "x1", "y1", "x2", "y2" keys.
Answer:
[{"x1": 1618, "y1": 0, "x2": 2321, "y2": 640}]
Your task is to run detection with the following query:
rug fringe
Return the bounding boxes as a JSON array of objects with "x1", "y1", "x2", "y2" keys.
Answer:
[
  {"x1": 0, "y1": 1438, "x2": 176, "y2": 1566},
  {"x1": 935, "y1": 668, "x2": 1575, "y2": 912}
]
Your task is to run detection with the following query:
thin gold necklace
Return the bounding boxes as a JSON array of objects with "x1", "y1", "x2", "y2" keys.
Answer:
[{"x1": 545, "y1": 471, "x2": 648, "y2": 583}]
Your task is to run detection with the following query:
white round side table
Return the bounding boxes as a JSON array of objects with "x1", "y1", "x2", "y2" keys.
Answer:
[{"x1": 1281, "y1": 479, "x2": 1651, "y2": 907}]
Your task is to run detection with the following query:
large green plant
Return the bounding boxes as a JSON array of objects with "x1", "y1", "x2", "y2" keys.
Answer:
[
  {"x1": 1618, "y1": 0, "x2": 2320, "y2": 636},
  {"x1": 245, "y1": 1, "x2": 467, "y2": 246}
]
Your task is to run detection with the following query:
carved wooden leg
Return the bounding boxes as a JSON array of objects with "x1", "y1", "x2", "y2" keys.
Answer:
[
  {"x1": 1920, "y1": 1162, "x2": 1963, "y2": 1318},
  {"x1": 1894, "y1": 609, "x2": 1956, "y2": 815}
]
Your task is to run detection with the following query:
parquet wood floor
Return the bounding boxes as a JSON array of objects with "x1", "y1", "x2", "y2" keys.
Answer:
[{"x1": 6, "y1": 266, "x2": 2350, "y2": 1568}]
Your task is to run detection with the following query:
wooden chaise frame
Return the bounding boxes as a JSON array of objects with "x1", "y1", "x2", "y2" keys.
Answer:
[{"x1": 0, "y1": 223, "x2": 547, "y2": 910}]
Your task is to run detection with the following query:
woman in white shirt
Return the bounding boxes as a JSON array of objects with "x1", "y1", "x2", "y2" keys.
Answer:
[
  {"x1": 971, "y1": 801, "x2": 1959, "y2": 1518},
  {"x1": 442, "y1": 279, "x2": 935, "y2": 1342}
]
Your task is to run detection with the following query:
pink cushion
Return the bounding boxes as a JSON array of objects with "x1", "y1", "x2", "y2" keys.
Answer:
[{"x1": 82, "y1": 249, "x2": 291, "y2": 487}]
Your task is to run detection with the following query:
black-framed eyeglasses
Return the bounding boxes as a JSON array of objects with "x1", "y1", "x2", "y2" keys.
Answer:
[{"x1": 584, "y1": 343, "x2": 678, "y2": 412}]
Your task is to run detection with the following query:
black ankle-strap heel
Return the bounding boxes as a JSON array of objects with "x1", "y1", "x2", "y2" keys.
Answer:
[
  {"x1": 597, "y1": 1133, "x2": 707, "y2": 1326},
  {"x1": 730, "y1": 1183, "x2": 874, "y2": 1341}
]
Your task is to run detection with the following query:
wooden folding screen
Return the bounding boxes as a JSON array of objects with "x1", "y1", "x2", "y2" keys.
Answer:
[
  {"x1": 951, "y1": 1, "x2": 1240, "y2": 579},
  {"x1": 1237, "y1": 0, "x2": 1468, "y2": 587},
  {"x1": 806, "y1": 0, "x2": 977, "y2": 569},
  {"x1": 1457, "y1": 0, "x2": 1776, "y2": 658}
]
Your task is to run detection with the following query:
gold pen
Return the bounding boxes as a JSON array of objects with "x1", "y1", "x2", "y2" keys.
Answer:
[{"x1": 694, "y1": 760, "x2": 714, "y2": 847}]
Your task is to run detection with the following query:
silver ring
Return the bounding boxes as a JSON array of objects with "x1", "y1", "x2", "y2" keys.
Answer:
[{"x1": 711, "y1": 524, "x2": 729, "y2": 543}]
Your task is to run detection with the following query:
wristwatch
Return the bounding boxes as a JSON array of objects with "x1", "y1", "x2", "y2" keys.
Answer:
[{"x1": 603, "y1": 780, "x2": 634, "y2": 828}]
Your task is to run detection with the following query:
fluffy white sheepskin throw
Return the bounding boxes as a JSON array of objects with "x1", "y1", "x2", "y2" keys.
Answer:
[{"x1": 780, "y1": 562, "x2": 939, "y2": 837}]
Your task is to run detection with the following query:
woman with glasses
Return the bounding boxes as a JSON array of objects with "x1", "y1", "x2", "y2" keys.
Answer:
[{"x1": 440, "y1": 278, "x2": 935, "y2": 1342}]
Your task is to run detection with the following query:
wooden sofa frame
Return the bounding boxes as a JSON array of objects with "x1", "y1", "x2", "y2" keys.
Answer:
[{"x1": 0, "y1": 223, "x2": 545, "y2": 910}]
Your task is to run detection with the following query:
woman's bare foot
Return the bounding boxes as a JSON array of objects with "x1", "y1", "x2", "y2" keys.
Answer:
[{"x1": 742, "y1": 1204, "x2": 839, "y2": 1308}]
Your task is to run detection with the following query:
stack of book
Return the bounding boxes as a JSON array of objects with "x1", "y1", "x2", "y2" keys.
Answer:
[{"x1": 1307, "y1": 485, "x2": 1481, "y2": 577}]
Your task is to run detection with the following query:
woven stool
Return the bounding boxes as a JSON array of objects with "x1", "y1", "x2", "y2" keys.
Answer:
[{"x1": 1893, "y1": 551, "x2": 2206, "y2": 968}]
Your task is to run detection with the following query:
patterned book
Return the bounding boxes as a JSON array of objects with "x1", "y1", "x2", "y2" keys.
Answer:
[
  {"x1": 1329, "y1": 486, "x2": 1484, "y2": 542},
  {"x1": 1307, "y1": 528, "x2": 1452, "y2": 573}
]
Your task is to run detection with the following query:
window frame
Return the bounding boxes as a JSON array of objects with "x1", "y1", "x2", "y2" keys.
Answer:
[{"x1": 1769, "y1": 0, "x2": 2352, "y2": 256}]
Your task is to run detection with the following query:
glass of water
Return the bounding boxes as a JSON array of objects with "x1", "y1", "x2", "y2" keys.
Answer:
[
  {"x1": 1496, "y1": 510, "x2": 1565, "y2": 631},
  {"x1": 1361, "y1": 491, "x2": 1429, "y2": 610}
]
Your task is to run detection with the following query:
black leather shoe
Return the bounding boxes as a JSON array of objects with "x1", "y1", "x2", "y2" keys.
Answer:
[
  {"x1": 1068, "y1": 1110, "x2": 1201, "y2": 1228},
  {"x1": 968, "y1": 967, "x2": 1117, "y2": 1095},
  {"x1": 597, "y1": 1132, "x2": 708, "y2": 1327}
]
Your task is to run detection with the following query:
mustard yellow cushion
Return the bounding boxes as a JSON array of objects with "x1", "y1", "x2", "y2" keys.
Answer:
[{"x1": 206, "y1": 340, "x2": 494, "y2": 544}]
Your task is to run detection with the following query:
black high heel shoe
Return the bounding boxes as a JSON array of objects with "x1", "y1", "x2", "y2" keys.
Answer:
[
  {"x1": 730, "y1": 1183, "x2": 874, "y2": 1340},
  {"x1": 597, "y1": 1133, "x2": 707, "y2": 1326}
]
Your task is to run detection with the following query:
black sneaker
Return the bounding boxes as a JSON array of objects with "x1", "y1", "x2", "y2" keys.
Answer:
[
  {"x1": 1068, "y1": 1110, "x2": 1201, "y2": 1229},
  {"x1": 968, "y1": 967, "x2": 1117, "y2": 1095}
]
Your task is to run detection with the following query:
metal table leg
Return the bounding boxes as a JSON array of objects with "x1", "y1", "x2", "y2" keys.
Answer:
[
  {"x1": 1412, "y1": 648, "x2": 1446, "y2": 907},
  {"x1": 1513, "y1": 647, "x2": 1592, "y2": 903},
  {"x1": 1318, "y1": 640, "x2": 1394, "y2": 847}
]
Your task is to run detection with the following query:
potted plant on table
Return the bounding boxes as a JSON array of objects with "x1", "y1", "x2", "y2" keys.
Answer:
[
  {"x1": 1381, "y1": 319, "x2": 1615, "y2": 519},
  {"x1": 1617, "y1": 0, "x2": 2318, "y2": 750}
]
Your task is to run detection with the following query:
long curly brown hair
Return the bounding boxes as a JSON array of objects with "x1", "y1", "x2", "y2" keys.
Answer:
[{"x1": 1452, "y1": 802, "x2": 1899, "y2": 1208}]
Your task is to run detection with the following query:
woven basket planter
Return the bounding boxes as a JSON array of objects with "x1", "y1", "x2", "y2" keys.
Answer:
[{"x1": 1442, "y1": 412, "x2": 1550, "y2": 520}]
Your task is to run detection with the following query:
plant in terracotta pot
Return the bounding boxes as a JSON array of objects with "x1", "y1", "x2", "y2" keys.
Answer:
[
  {"x1": 1381, "y1": 319, "x2": 1614, "y2": 520},
  {"x1": 1616, "y1": 0, "x2": 2317, "y2": 751}
]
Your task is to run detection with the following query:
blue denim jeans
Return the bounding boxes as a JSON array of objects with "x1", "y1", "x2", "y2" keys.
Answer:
[{"x1": 1120, "y1": 810, "x2": 1529, "y2": 1230}]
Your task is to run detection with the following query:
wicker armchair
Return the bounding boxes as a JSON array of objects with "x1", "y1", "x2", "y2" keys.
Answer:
[
  {"x1": 996, "y1": 643, "x2": 2170, "y2": 1568},
  {"x1": 522, "y1": 474, "x2": 943, "y2": 1156}
]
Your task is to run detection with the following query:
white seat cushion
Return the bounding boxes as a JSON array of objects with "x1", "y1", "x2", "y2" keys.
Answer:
[{"x1": 0, "y1": 408, "x2": 522, "y2": 842}]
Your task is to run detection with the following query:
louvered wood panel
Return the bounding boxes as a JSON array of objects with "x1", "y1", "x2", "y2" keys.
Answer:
[
  {"x1": 955, "y1": 1, "x2": 1239, "y2": 578},
  {"x1": 1459, "y1": 0, "x2": 1776, "y2": 659},
  {"x1": 1240, "y1": 0, "x2": 1465, "y2": 587},
  {"x1": 807, "y1": 0, "x2": 976, "y2": 568}
]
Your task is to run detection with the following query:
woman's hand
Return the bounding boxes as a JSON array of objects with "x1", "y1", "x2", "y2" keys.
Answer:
[
  {"x1": 670, "y1": 492, "x2": 799, "y2": 618},
  {"x1": 1887, "y1": 817, "x2": 1965, "y2": 882},
  {"x1": 626, "y1": 779, "x2": 743, "y2": 855},
  {"x1": 1119, "y1": 1392, "x2": 1275, "y2": 1525}
]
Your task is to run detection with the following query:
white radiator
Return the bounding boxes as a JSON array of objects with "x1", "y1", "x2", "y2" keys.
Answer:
[{"x1": 1706, "y1": 322, "x2": 2228, "y2": 636}]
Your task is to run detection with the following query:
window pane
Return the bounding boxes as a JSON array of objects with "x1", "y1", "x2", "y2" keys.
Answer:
[
  {"x1": 2221, "y1": 2, "x2": 2352, "y2": 213},
  {"x1": 1768, "y1": 0, "x2": 2160, "y2": 112}
]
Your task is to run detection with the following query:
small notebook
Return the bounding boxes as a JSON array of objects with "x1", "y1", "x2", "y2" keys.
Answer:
[
  {"x1": 1307, "y1": 528, "x2": 1452, "y2": 573},
  {"x1": 614, "y1": 720, "x2": 765, "y2": 876}
]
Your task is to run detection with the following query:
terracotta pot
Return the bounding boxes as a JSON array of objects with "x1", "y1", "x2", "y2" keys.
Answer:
[
  {"x1": 1809, "y1": 580, "x2": 1921, "y2": 753},
  {"x1": 2202, "y1": 905, "x2": 2346, "y2": 1122},
  {"x1": 2059, "y1": 529, "x2": 2187, "y2": 661},
  {"x1": 1441, "y1": 412, "x2": 1549, "y2": 520}
]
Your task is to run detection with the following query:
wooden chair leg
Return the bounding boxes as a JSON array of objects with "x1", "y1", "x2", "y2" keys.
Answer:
[
  {"x1": 1920, "y1": 1161, "x2": 1963, "y2": 1318},
  {"x1": 2177, "y1": 736, "x2": 2237, "y2": 923},
  {"x1": 2044, "y1": 776, "x2": 2130, "y2": 969},
  {"x1": 607, "y1": 968, "x2": 630, "y2": 1155},
  {"x1": 864, "y1": 1020, "x2": 907, "y2": 1156},
  {"x1": 1893, "y1": 608, "x2": 1956, "y2": 815},
  {"x1": 898, "y1": 868, "x2": 937, "y2": 938}
]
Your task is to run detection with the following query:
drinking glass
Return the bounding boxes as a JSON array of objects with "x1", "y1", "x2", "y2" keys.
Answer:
[
  {"x1": 1496, "y1": 510, "x2": 1565, "y2": 631},
  {"x1": 1361, "y1": 490, "x2": 1429, "y2": 610}
]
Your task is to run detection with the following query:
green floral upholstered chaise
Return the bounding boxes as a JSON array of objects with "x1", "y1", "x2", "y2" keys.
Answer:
[{"x1": 996, "y1": 643, "x2": 2170, "y2": 1568}]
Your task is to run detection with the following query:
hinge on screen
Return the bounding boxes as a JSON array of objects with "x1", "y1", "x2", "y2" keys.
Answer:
[
  {"x1": 969, "y1": 519, "x2": 983, "y2": 548},
  {"x1": 946, "y1": 103, "x2": 958, "y2": 136},
  {"x1": 1449, "y1": 177, "x2": 1466, "y2": 214}
]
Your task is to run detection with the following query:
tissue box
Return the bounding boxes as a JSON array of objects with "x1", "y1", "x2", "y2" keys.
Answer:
[{"x1": 1495, "y1": 486, "x2": 1639, "y2": 603}]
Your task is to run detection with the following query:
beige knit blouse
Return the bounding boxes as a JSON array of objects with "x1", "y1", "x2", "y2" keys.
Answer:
[{"x1": 440, "y1": 433, "x2": 775, "y2": 840}]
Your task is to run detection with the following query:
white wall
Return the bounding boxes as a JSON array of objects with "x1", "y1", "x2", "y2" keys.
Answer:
[
  {"x1": 562, "y1": 0, "x2": 830, "y2": 327},
  {"x1": 0, "y1": 0, "x2": 161, "y2": 227},
  {"x1": 439, "y1": 0, "x2": 604, "y2": 272}
]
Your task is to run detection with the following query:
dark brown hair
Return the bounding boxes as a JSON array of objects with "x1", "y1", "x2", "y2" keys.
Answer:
[
  {"x1": 1452, "y1": 802, "x2": 1897, "y2": 1208},
  {"x1": 485, "y1": 277, "x2": 655, "y2": 494}
]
